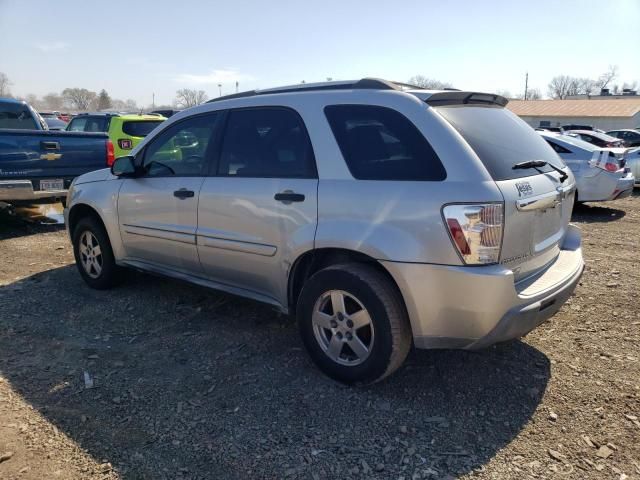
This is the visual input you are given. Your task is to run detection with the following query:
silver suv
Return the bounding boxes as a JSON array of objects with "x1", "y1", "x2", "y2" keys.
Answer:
[{"x1": 65, "y1": 79, "x2": 584, "y2": 383}]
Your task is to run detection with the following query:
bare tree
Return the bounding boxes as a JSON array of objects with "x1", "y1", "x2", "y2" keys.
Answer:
[
  {"x1": 596, "y1": 65, "x2": 618, "y2": 90},
  {"x1": 62, "y1": 88, "x2": 97, "y2": 110},
  {"x1": 577, "y1": 78, "x2": 597, "y2": 95},
  {"x1": 43, "y1": 92, "x2": 64, "y2": 110},
  {"x1": 174, "y1": 89, "x2": 208, "y2": 108},
  {"x1": 0, "y1": 72, "x2": 11, "y2": 97},
  {"x1": 407, "y1": 75, "x2": 452, "y2": 90},
  {"x1": 547, "y1": 75, "x2": 573, "y2": 99}
]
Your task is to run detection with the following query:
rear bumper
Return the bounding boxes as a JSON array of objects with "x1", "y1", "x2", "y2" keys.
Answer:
[
  {"x1": 608, "y1": 173, "x2": 635, "y2": 200},
  {"x1": 0, "y1": 180, "x2": 67, "y2": 202},
  {"x1": 383, "y1": 224, "x2": 584, "y2": 350}
]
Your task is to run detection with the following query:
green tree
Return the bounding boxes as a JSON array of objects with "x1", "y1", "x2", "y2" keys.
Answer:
[{"x1": 97, "y1": 89, "x2": 112, "y2": 110}]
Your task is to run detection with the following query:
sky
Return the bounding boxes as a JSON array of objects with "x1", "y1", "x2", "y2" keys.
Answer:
[{"x1": 1, "y1": 0, "x2": 639, "y2": 107}]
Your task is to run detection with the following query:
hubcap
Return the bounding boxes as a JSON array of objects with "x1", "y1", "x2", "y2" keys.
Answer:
[
  {"x1": 79, "y1": 230, "x2": 103, "y2": 279},
  {"x1": 311, "y1": 290, "x2": 375, "y2": 366}
]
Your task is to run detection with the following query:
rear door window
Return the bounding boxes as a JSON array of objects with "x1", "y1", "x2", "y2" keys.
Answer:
[
  {"x1": 0, "y1": 102, "x2": 38, "y2": 129},
  {"x1": 324, "y1": 105, "x2": 446, "y2": 181},
  {"x1": 436, "y1": 106, "x2": 565, "y2": 181},
  {"x1": 122, "y1": 120, "x2": 164, "y2": 137}
]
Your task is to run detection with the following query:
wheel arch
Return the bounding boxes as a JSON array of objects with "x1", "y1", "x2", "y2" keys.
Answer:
[
  {"x1": 287, "y1": 248, "x2": 410, "y2": 326},
  {"x1": 67, "y1": 203, "x2": 106, "y2": 238}
]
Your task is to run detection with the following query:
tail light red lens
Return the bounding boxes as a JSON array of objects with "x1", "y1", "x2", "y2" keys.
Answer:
[
  {"x1": 106, "y1": 139, "x2": 115, "y2": 166},
  {"x1": 604, "y1": 162, "x2": 619, "y2": 172},
  {"x1": 443, "y1": 203, "x2": 504, "y2": 265}
]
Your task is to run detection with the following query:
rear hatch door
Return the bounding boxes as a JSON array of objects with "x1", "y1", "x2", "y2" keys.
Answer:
[{"x1": 435, "y1": 102, "x2": 574, "y2": 281}]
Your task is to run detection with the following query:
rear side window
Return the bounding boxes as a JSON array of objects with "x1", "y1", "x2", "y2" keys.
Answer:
[
  {"x1": 545, "y1": 140, "x2": 571, "y2": 154},
  {"x1": 324, "y1": 105, "x2": 446, "y2": 181},
  {"x1": 67, "y1": 116, "x2": 108, "y2": 132},
  {"x1": 66, "y1": 117, "x2": 87, "y2": 132},
  {"x1": 0, "y1": 102, "x2": 38, "y2": 129},
  {"x1": 218, "y1": 107, "x2": 316, "y2": 178},
  {"x1": 436, "y1": 106, "x2": 565, "y2": 181},
  {"x1": 122, "y1": 120, "x2": 164, "y2": 137}
]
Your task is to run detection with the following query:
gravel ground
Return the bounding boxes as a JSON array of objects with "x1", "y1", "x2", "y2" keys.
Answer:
[{"x1": 0, "y1": 195, "x2": 639, "y2": 480}]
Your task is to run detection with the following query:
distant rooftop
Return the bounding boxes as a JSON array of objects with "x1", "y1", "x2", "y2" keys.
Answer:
[{"x1": 507, "y1": 98, "x2": 640, "y2": 118}]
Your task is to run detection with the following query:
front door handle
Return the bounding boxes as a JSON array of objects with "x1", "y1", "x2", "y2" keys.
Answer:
[
  {"x1": 40, "y1": 141, "x2": 60, "y2": 150},
  {"x1": 173, "y1": 189, "x2": 195, "y2": 199},
  {"x1": 274, "y1": 191, "x2": 305, "y2": 203}
]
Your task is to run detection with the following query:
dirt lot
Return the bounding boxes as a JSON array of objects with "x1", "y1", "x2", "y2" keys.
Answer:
[{"x1": 0, "y1": 196, "x2": 639, "y2": 480}]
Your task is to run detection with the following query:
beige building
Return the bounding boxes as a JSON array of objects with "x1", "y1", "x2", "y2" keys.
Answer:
[{"x1": 507, "y1": 99, "x2": 640, "y2": 131}]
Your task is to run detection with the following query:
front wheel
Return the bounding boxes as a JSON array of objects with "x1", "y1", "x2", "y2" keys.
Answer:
[
  {"x1": 72, "y1": 216, "x2": 121, "y2": 289},
  {"x1": 297, "y1": 264, "x2": 412, "y2": 384}
]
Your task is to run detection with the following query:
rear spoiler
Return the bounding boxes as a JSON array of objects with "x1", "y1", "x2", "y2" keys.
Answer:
[{"x1": 425, "y1": 91, "x2": 509, "y2": 107}]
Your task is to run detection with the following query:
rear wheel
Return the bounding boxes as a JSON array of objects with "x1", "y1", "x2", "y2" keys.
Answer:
[
  {"x1": 72, "y1": 216, "x2": 121, "y2": 289},
  {"x1": 297, "y1": 263, "x2": 411, "y2": 384}
]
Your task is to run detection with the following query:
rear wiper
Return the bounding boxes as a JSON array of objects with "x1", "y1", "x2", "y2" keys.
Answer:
[{"x1": 512, "y1": 160, "x2": 568, "y2": 183}]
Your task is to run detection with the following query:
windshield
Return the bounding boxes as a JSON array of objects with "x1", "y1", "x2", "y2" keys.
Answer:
[
  {"x1": 122, "y1": 120, "x2": 164, "y2": 137},
  {"x1": 436, "y1": 105, "x2": 565, "y2": 181}
]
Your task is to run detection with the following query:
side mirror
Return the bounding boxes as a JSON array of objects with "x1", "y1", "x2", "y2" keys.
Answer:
[{"x1": 111, "y1": 155, "x2": 137, "y2": 177}]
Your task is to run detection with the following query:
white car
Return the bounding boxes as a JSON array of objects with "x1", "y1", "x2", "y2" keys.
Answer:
[{"x1": 539, "y1": 132, "x2": 635, "y2": 202}]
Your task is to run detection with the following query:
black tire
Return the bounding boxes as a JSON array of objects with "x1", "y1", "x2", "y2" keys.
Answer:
[
  {"x1": 297, "y1": 263, "x2": 412, "y2": 384},
  {"x1": 72, "y1": 216, "x2": 121, "y2": 289}
]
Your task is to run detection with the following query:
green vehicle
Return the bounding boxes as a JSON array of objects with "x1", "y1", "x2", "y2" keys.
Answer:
[{"x1": 66, "y1": 113, "x2": 167, "y2": 160}]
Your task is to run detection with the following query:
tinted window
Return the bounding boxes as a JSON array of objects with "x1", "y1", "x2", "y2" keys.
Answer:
[
  {"x1": 122, "y1": 120, "x2": 164, "y2": 137},
  {"x1": 66, "y1": 117, "x2": 87, "y2": 132},
  {"x1": 84, "y1": 117, "x2": 108, "y2": 132},
  {"x1": 0, "y1": 102, "x2": 38, "y2": 129},
  {"x1": 218, "y1": 108, "x2": 316, "y2": 178},
  {"x1": 324, "y1": 105, "x2": 445, "y2": 181},
  {"x1": 437, "y1": 106, "x2": 565, "y2": 181},
  {"x1": 545, "y1": 140, "x2": 571, "y2": 154},
  {"x1": 143, "y1": 114, "x2": 218, "y2": 177}
]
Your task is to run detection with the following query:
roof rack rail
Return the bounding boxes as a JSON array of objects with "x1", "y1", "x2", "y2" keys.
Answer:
[{"x1": 207, "y1": 77, "x2": 401, "y2": 103}]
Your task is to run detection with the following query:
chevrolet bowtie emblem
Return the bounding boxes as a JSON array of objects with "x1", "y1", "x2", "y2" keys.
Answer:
[{"x1": 40, "y1": 153, "x2": 62, "y2": 161}]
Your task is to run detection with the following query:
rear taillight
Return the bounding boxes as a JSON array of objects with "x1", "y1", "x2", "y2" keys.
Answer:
[
  {"x1": 590, "y1": 151, "x2": 621, "y2": 172},
  {"x1": 443, "y1": 203, "x2": 504, "y2": 265},
  {"x1": 106, "y1": 139, "x2": 115, "y2": 166}
]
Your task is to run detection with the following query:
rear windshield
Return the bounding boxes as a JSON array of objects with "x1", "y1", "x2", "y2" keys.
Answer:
[
  {"x1": 122, "y1": 120, "x2": 163, "y2": 137},
  {"x1": 436, "y1": 106, "x2": 565, "y2": 181},
  {"x1": 0, "y1": 102, "x2": 38, "y2": 129}
]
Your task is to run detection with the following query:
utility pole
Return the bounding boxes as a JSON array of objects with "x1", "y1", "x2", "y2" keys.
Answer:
[
  {"x1": 524, "y1": 72, "x2": 529, "y2": 101},
  {"x1": 236, "y1": 81, "x2": 239, "y2": 93},
  {"x1": 152, "y1": 93, "x2": 155, "y2": 109},
  {"x1": 218, "y1": 84, "x2": 222, "y2": 97}
]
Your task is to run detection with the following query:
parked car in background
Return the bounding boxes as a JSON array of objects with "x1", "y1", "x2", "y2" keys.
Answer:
[
  {"x1": 66, "y1": 112, "x2": 166, "y2": 158},
  {"x1": 149, "y1": 109, "x2": 181, "y2": 118},
  {"x1": 624, "y1": 147, "x2": 640, "y2": 185},
  {"x1": 606, "y1": 129, "x2": 640, "y2": 147},
  {"x1": 65, "y1": 79, "x2": 583, "y2": 384},
  {"x1": 0, "y1": 97, "x2": 113, "y2": 204},
  {"x1": 562, "y1": 124, "x2": 594, "y2": 131},
  {"x1": 564, "y1": 130, "x2": 625, "y2": 148},
  {"x1": 539, "y1": 131, "x2": 635, "y2": 202},
  {"x1": 43, "y1": 117, "x2": 68, "y2": 131},
  {"x1": 537, "y1": 126, "x2": 563, "y2": 133}
]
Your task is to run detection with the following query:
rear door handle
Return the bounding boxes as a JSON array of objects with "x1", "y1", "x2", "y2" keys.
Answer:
[
  {"x1": 174, "y1": 189, "x2": 195, "y2": 199},
  {"x1": 40, "y1": 141, "x2": 60, "y2": 150},
  {"x1": 274, "y1": 191, "x2": 305, "y2": 203}
]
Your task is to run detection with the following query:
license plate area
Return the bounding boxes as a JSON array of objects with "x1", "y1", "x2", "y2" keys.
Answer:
[{"x1": 39, "y1": 179, "x2": 64, "y2": 191}]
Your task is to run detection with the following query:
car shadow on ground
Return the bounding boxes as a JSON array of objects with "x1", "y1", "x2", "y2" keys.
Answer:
[
  {"x1": 0, "y1": 203, "x2": 65, "y2": 240},
  {"x1": 0, "y1": 265, "x2": 550, "y2": 479},
  {"x1": 571, "y1": 201, "x2": 627, "y2": 223}
]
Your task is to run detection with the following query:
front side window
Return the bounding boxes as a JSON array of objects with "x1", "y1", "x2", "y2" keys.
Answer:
[
  {"x1": 324, "y1": 105, "x2": 446, "y2": 181},
  {"x1": 143, "y1": 114, "x2": 219, "y2": 177},
  {"x1": 218, "y1": 108, "x2": 316, "y2": 178}
]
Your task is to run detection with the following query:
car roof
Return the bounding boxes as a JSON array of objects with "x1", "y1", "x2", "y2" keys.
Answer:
[
  {"x1": 205, "y1": 77, "x2": 506, "y2": 107},
  {"x1": 116, "y1": 114, "x2": 167, "y2": 121},
  {"x1": 538, "y1": 131, "x2": 598, "y2": 151},
  {"x1": 565, "y1": 130, "x2": 617, "y2": 140},
  {"x1": 0, "y1": 97, "x2": 27, "y2": 105}
]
